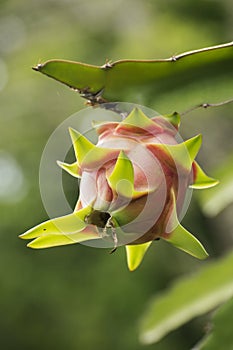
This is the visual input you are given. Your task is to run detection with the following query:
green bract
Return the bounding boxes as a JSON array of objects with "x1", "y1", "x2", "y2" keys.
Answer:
[{"x1": 20, "y1": 108, "x2": 218, "y2": 270}]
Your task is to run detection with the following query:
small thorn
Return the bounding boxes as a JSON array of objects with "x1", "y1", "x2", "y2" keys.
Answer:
[
  {"x1": 32, "y1": 64, "x2": 43, "y2": 71},
  {"x1": 101, "y1": 59, "x2": 113, "y2": 69},
  {"x1": 171, "y1": 55, "x2": 177, "y2": 62}
]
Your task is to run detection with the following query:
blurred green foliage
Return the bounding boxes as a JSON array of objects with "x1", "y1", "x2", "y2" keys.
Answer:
[
  {"x1": 198, "y1": 297, "x2": 233, "y2": 349},
  {"x1": 0, "y1": 0, "x2": 232, "y2": 349},
  {"x1": 140, "y1": 250, "x2": 233, "y2": 344}
]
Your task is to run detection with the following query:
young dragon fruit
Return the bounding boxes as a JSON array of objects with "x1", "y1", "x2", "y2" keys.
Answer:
[{"x1": 20, "y1": 108, "x2": 218, "y2": 270}]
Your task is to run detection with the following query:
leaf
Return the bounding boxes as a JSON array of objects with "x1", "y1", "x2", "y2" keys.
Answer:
[
  {"x1": 198, "y1": 153, "x2": 233, "y2": 216},
  {"x1": 196, "y1": 298, "x2": 233, "y2": 350},
  {"x1": 33, "y1": 42, "x2": 233, "y2": 109},
  {"x1": 139, "y1": 250, "x2": 233, "y2": 344}
]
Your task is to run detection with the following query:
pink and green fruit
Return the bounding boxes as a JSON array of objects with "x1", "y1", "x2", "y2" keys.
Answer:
[{"x1": 20, "y1": 108, "x2": 218, "y2": 270}]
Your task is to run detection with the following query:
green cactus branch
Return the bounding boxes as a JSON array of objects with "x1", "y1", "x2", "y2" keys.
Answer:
[{"x1": 33, "y1": 42, "x2": 233, "y2": 109}]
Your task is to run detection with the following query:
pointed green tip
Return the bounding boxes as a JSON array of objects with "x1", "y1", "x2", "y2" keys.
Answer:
[
  {"x1": 20, "y1": 206, "x2": 99, "y2": 249},
  {"x1": 191, "y1": 162, "x2": 219, "y2": 189},
  {"x1": 107, "y1": 150, "x2": 135, "y2": 197},
  {"x1": 155, "y1": 134, "x2": 202, "y2": 171},
  {"x1": 126, "y1": 242, "x2": 152, "y2": 271},
  {"x1": 68, "y1": 127, "x2": 95, "y2": 164},
  {"x1": 107, "y1": 150, "x2": 151, "y2": 198},
  {"x1": 19, "y1": 207, "x2": 93, "y2": 241},
  {"x1": 19, "y1": 232, "x2": 28, "y2": 239},
  {"x1": 164, "y1": 189, "x2": 208, "y2": 260},
  {"x1": 26, "y1": 235, "x2": 73, "y2": 249},
  {"x1": 185, "y1": 134, "x2": 202, "y2": 163},
  {"x1": 27, "y1": 240, "x2": 41, "y2": 249},
  {"x1": 122, "y1": 107, "x2": 154, "y2": 129},
  {"x1": 191, "y1": 179, "x2": 219, "y2": 189},
  {"x1": 163, "y1": 112, "x2": 181, "y2": 128},
  {"x1": 165, "y1": 223, "x2": 209, "y2": 260},
  {"x1": 68, "y1": 126, "x2": 80, "y2": 140},
  {"x1": 118, "y1": 150, "x2": 127, "y2": 158},
  {"x1": 57, "y1": 160, "x2": 81, "y2": 178},
  {"x1": 68, "y1": 127, "x2": 119, "y2": 170},
  {"x1": 68, "y1": 127, "x2": 88, "y2": 146}
]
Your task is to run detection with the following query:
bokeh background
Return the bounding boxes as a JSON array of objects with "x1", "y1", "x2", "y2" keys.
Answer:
[{"x1": 0, "y1": 1, "x2": 232, "y2": 349}]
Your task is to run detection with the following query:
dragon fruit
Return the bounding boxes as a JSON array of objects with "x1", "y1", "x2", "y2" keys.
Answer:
[{"x1": 20, "y1": 108, "x2": 218, "y2": 270}]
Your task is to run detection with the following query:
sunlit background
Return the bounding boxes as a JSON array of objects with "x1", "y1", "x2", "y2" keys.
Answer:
[{"x1": 0, "y1": 1, "x2": 232, "y2": 349}]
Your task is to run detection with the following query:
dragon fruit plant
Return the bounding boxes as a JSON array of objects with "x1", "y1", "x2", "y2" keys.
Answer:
[{"x1": 20, "y1": 107, "x2": 218, "y2": 270}]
